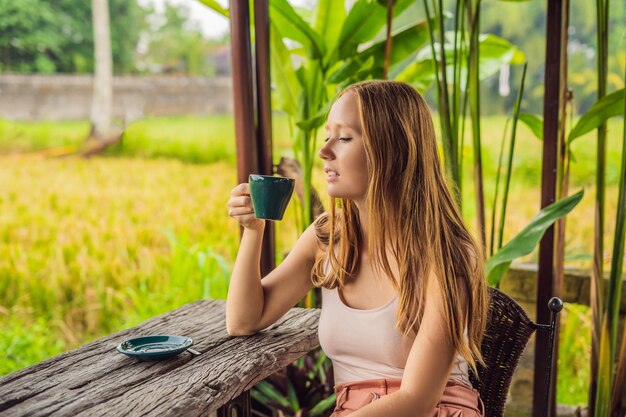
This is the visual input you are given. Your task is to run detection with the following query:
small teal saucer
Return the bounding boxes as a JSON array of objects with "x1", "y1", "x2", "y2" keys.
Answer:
[{"x1": 116, "y1": 335, "x2": 194, "y2": 361}]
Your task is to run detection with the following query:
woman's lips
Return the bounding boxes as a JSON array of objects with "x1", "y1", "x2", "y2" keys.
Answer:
[{"x1": 325, "y1": 169, "x2": 339, "y2": 182}]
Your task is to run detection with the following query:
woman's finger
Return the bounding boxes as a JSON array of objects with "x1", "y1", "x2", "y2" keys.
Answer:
[
  {"x1": 227, "y1": 195, "x2": 253, "y2": 208},
  {"x1": 229, "y1": 206, "x2": 255, "y2": 217},
  {"x1": 230, "y1": 183, "x2": 250, "y2": 197}
]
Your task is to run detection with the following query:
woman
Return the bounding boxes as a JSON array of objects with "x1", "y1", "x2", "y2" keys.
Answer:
[{"x1": 226, "y1": 80, "x2": 488, "y2": 416}]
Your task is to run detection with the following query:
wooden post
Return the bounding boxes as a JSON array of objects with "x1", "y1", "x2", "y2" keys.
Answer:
[
  {"x1": 254, "y1": 0, "x2": 275, "y2": 275},
  {"x1": 534, "y1": 0, "x2": 566, "y2": 415},
  {"x1": 230, "y1": 0, "x2": 275, "y2": 276}
]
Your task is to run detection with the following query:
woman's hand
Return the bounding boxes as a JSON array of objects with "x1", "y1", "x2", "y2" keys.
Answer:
[{"x1": 227, "y1": 183, "x2": 265, "y2": 231}]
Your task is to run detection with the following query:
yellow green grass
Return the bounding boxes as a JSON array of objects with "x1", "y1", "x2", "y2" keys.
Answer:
[{"x1": 0, "y1": 116, "x2": 623, "y2": 406}]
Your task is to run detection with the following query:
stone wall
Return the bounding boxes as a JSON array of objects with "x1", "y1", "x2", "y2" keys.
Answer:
[
  {"x1": 0, "y1": 74, "x2": 233, "y2": 121},
  {"x1": 501, "y1": 263, "x2": 626, "y2": 417}
]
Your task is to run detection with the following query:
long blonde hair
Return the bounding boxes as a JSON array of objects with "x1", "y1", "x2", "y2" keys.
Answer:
[{"x1": 312, "y1": 80, "x2": 488, "y2": 374}]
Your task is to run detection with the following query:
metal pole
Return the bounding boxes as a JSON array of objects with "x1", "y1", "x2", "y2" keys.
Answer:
[{"x1": 534, "y1": 0, "x2": 564, "y2": 415}]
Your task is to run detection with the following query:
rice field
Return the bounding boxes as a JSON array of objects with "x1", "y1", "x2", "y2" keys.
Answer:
[{"x1": 0, "y1": 115, "x2": 623, "y2": 406}]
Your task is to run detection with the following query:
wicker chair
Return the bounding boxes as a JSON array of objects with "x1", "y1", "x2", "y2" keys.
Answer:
[{"x1": 469, "y1": 287, "x2": 563, "y2": 417}]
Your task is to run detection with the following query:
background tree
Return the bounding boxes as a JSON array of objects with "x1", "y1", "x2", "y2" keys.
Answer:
[
  {"x1": 90, "y1": 0, "x2": 114, "y2": 141},
  {"x1": 0, "y1": 0, "x2": 62, "y2": 73}
]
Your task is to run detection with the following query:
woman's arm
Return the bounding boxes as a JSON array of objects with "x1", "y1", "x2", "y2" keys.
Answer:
[
  {"x1": 348, "y1": 272, "x2": 461, "y2": 417},
  {"x1": 226, "y1": 183, "x2": 318, "y2": 336}
]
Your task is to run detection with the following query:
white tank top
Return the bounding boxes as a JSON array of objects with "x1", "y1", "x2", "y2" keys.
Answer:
[{"x1": 318, "y1": 287, "x2": 472, "y2": 386}]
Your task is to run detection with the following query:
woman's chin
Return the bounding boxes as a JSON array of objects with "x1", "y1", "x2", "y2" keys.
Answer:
[
  {"x1": 327, "y1": 189, "x2": 344, "y2": 199},
  {"x1": 327, "y1": 192, "x2": 363, "y2": 202}
]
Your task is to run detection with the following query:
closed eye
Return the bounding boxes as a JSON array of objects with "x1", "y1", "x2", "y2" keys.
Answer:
[{"x1": 324, "y1": 137, "x2": 353, "y2": 143}]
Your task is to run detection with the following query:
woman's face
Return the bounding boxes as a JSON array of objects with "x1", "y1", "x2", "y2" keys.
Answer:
[{"x1": 319, "y1": 91, "x2": 369, "y2": 202}]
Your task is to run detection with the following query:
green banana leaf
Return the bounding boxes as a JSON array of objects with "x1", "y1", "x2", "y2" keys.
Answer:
[
  {"x1": 476, "y1": 33, "x2": 526, "y2": 76},
  {"x1": 335, "y1": 0, "x2": 414, "y2": 60},
  {"x1": 568, "y1": 88, "x2": 625, "y2": 143},
  {"x1": 395, "y1": 59, "x2": 436, "y2": 90},
  {"x1": 314, "y1": 0, "x2": 346, "y2": 64},
  {"x1": 270, "y1": 0, "x2": 325, "y2": 59},
  {"x1": 195, "y1": 0, "x2": 228, "y2": 17},
  {"x1": 412, "y1": 32, "x2": 525, "y2": 68},
  {"x1": 328, "y1": 55, "x2": 375, "y2": 84},
  {"x1": 518, "y1": 112, "x2": 543, "y2": 140},
  {"x1": 330, "y1": 20, "x2": 431, "y2": 83},
  {"x1": 302, "y1": 60, "x2": 326, "y2": 120},
  {"x1": 486, "y1": 190, "x2": 584, "y2": 286},
  {"x1": 269, "y1": 22, "x2": 302, "y2": 118},
  {"x1": 399, "y1": 32, "x2": 525, "y2": 89},
  {"x1": 297, "y1": 98, "x2": 333, "y2": 131}
]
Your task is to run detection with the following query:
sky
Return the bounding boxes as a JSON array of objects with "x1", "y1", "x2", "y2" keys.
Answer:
[{"x1": 138, "y1": 0, "x2": 312, "y2": 40}]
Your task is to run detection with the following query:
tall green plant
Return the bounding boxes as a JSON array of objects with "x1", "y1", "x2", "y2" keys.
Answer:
[
  {"x1": 494, "y1": 63, "x2": 527, "y2": 255},
  {"x1": 410, "y1": 0, "x2": 525, "y2": 248},
  {"x1": 466, "y1": 0, "x2": 485, "y2": 247},
  {"x1": 590, "y1": 0, "x2": 610, "y2": 412},
  {"x1": 565, "y1": 87, "x2": 626, "y2": 416},
  {"x1": 410, "y1": 2, "x2": 588, "y2": 306},
  {"x1": 594, "y1": 92, "x2": 626, "y2": 417}
]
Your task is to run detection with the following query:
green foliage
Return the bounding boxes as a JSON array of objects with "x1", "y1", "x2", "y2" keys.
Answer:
[
  {"x1": 165, "y1": 231, "x2": 232, "y2": 301},
  {"x1": 196, "y1": 0, "x2": 228, "y2": 18},
  {"x1": 492, "y1": 63, "x2": 528, "y2": 255},
  {"x1": 138, "y1": 3, "x2": 222, "y2": 76},
  {"x1": 594, "y1": 78, "x2": 626, "y2": 415},
  {"x1": 0, "y1": 0, "x2": 61, "y2": 73},
  {"x1": 568, "y1": 88, "x2": 625, "y2": 143},
  {"x1": 398, "y1": 31, "x2": 525, "y2": 88},
  {"x1": 1, "y1": 315, "x2": 67, "y2": 375},
  {"x1": 0, "y1": 119, "x2": 90, "y2": 151},
  {"x1": 0, "y1": 116, "x2": 237, "y2": 164},
  {"x1": 518, "y1": 112, "x2": 543, "y2": 140},
  {"x1": 110, "y1": 116, "x2": 237, "y2": 163},
  {"x1": 251, "y1": 349, "x2": 335, "y2": 417},
  {"x1": 0, "y1": 154, "x2": 244, "y2": 375},
  {"x1": 0, "y1": 0, "x2": 143, "y2": 73},
  {"x1": 558, "y1": 304, "x2": 592, "y2": 405},
  {"x1": 479, "y1": 0, "x2": 625, "y2": 115},
  {"x1": 486, "y1": 190, "x2": 584, "y2": 286}
]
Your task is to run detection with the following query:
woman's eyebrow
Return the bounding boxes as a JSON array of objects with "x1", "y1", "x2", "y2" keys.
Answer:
[{"x1": 325, "y1": 121, "x2": 355, "y2": 131}]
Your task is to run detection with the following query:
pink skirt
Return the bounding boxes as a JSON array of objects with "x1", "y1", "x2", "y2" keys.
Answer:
[{"x1": 330, "y1": 378, "x2": 484, "y2": 416}]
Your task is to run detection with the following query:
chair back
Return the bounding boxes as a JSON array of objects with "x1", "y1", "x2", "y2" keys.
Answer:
[{"x1": 469, "y1": 287, "x2": 536, "y2": 417}]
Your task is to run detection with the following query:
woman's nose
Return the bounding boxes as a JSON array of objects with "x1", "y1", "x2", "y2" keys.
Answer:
[{"x1": 318, "y1": 140, "x2": 334, "y2": 160}]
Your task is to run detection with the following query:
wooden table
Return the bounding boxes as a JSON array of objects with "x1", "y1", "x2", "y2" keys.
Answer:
[{"x1": 0, "y1": 300, "x2": 321, "y2": 416}]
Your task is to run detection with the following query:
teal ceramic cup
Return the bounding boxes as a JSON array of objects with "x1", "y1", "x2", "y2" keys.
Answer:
[{"x1": 249, "y1": 174, "x2": 295, "y2": 221}]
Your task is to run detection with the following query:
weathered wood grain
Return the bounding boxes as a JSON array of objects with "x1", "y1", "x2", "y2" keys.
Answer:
[{"x1": 0, "y1": 300, "x2": 321, "y2": 416}]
